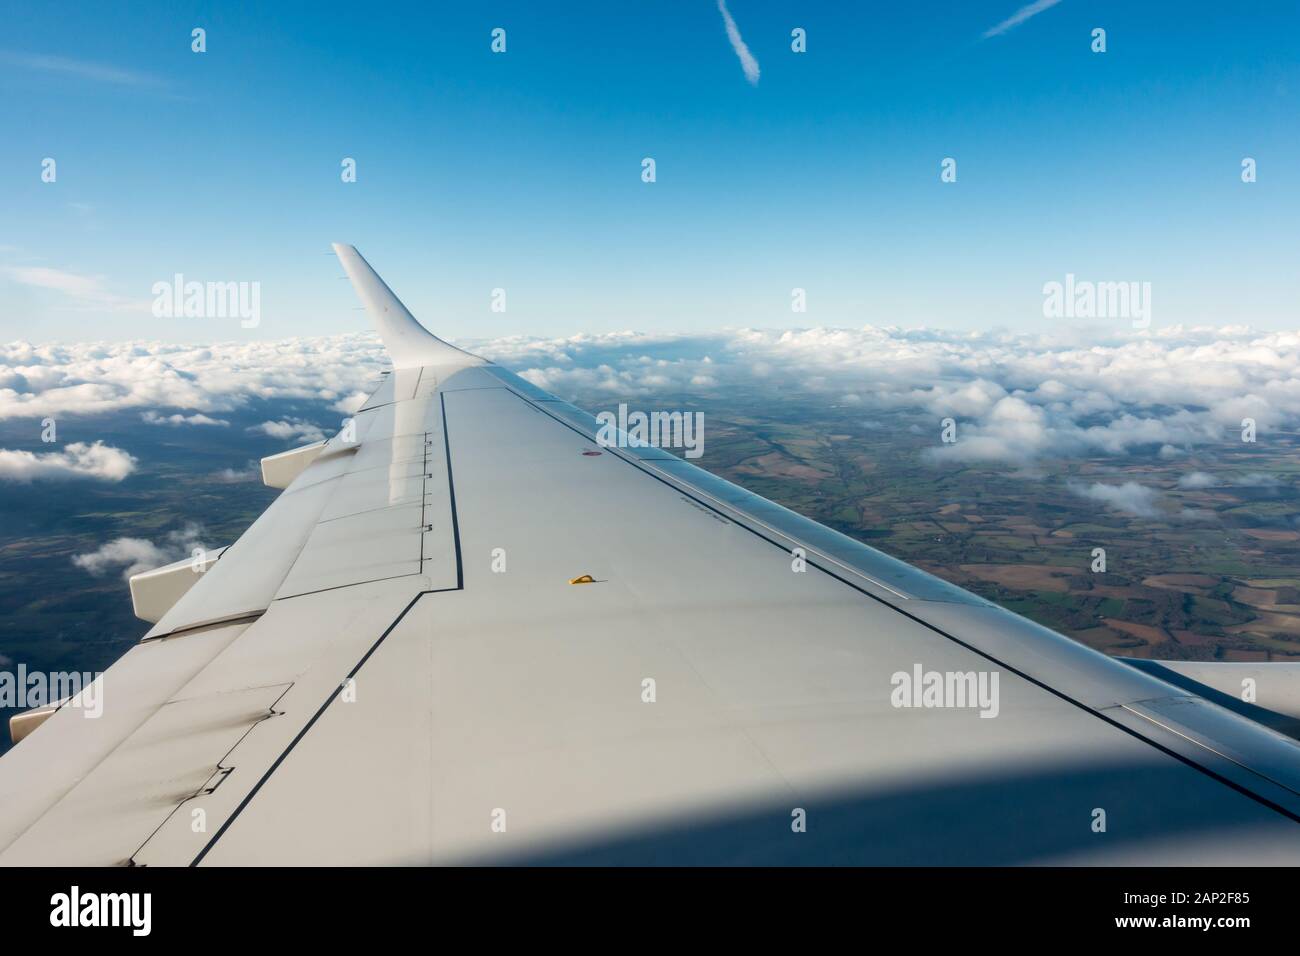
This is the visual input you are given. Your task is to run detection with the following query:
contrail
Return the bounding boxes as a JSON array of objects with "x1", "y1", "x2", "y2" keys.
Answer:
[
  {"x1": 981, "y1": 0, "x2": 1063, "y2": 39},
  {"x1": 716, "y1": 0, "x2": 760, "y2": 86}
]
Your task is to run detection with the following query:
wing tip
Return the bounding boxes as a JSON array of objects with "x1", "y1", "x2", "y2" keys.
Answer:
[{"x1": 332, "y1": 243, "x2": 483, "y2": 370}]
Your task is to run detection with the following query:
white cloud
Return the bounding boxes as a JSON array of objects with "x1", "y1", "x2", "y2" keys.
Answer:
[
  {"x1": 0, "y1": 441, "x2": 137, "y2": 483},
  {"x1": 716, "y1": 0, "x2": 760, "y2": 85},
  {"x1": 1235, "y1": 473, "x2": 1283, "y2": 488},
  {"x1": 923, "y1": 395, "x2": 1052, "y2": 465},
  {"x1": 72, "y1": 524, "x2": 206, "y2": 579},
  {"x1": 216, "y1": 463, "x2": 260, "y2": 483},
  {"x1": 251, "y1": 419, "x2": 327, "y2": 443},
  {"x1": 71, "y1": 537, "x2": 170, "y2": 578},
  {"x1": 332, "y1": 391, "x2": 368, "y2": 415},
  {"x1": 1177, "y1": 471, "x2": 1285, "y2": 490},
  {"x1": 141, "y1": 410, "x2": 229, "y2": 426},
  {"x1": 1070, "y1": 481, "x2": 1163, "y2": 518},
  {"x1": 982, "y1": 0, "x2": 1064, "y2": 39}
]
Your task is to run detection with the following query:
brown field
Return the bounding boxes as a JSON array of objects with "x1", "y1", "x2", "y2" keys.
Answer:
[
  {"x1": 1242, "y1": 528, "x2": 1300, "y2": 542},
  {"x1": 734, "y1": 452, "x2": 833, "y2": 481},
  {"x1": 1104, "y1": 619, "x2": 1171, "y2": 644},
  {"x1": 1228, "y1": 613, "x2": 1300, "y2": 637},
  {"x1": 1232, "y1": 586, "x2": 1283, "y2": 607},
  {"x1": 958, "y1": 564, "x2": 1074, "y2": 592},
  {"x1": 1168, "y1": 630, "x2": 1223, "y2": 648},
  {"x1": 1141, "y1": 574, "x2": 1220, "y2": 590},
  {"x1": 1091, "y1": 584, "x2": 1156, "y2": 600},
  {"x1": 1075, "y1": 626, "x2": 1145, "y2": 654}
]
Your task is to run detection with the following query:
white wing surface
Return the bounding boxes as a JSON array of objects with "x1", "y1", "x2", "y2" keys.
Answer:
[{"x1": 3, "y1": 246, "x2": 1300, "y2": 865}]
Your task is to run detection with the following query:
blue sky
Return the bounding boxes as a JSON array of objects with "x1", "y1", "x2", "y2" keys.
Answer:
[{"x1": 1, "y1": 0, "x2": 1296, "y2": 343}]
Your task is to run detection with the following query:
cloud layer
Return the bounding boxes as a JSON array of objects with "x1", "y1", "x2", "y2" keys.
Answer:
[
  {"x1": 0, "y1": 334, "x2": 385, "y2": 422},
  {"x1": 4, "y1": 324, "x2": 1300, "y2": 473},
  {"x1": 471, "y1": 325, "x2": 1300, "y2": 469}
]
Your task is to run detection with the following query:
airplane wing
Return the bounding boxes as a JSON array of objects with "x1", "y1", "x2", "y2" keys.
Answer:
[{"x1": 3, "y1": 245, "x2": 1300, "y2": 866}]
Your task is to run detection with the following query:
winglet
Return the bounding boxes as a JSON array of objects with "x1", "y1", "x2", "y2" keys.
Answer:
[{"x1": 332, "y1": 244, "x2": 482, "y2": 369}]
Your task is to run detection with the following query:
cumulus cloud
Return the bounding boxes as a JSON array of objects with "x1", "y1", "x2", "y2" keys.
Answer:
[
  {"x1": 716, "y1": 0, "x2": 760, "y2": 85},
  {"x1": 0, "y1": 441, "x2": 137, "y2": 483},
  {"x1": 141, "y1": 410, "x2": 229, "y2": 426},
  {"x1": 72, "y1": 524, "x2": 206, "y2": 579},
  {"x1": 922, "y1": 395, "x2": 1051, "y2": 465},
  {"x1": 216, "y1": 463, "x2": 260, "y2": 483},
  {"x1": 332, "y1": 391, "x2": 369, "y2": 415},
  {"x1": 1069, "y1": 481, "x2": 1163, "y2": 518},
  {"x1": 251, "y1": 419, "x2": 327, "y2": 443},
  {"x1": 71, "y1": 537, "x2": 170, "y2": 578}
]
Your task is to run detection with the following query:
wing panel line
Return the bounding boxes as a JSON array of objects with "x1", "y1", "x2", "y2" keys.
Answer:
[
  {"x1": 190, "y1": 396, "x2": 467, "y2": 865},
  {"x1": 440, "y1": 392, "x2": 464, "y2": 591}
]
